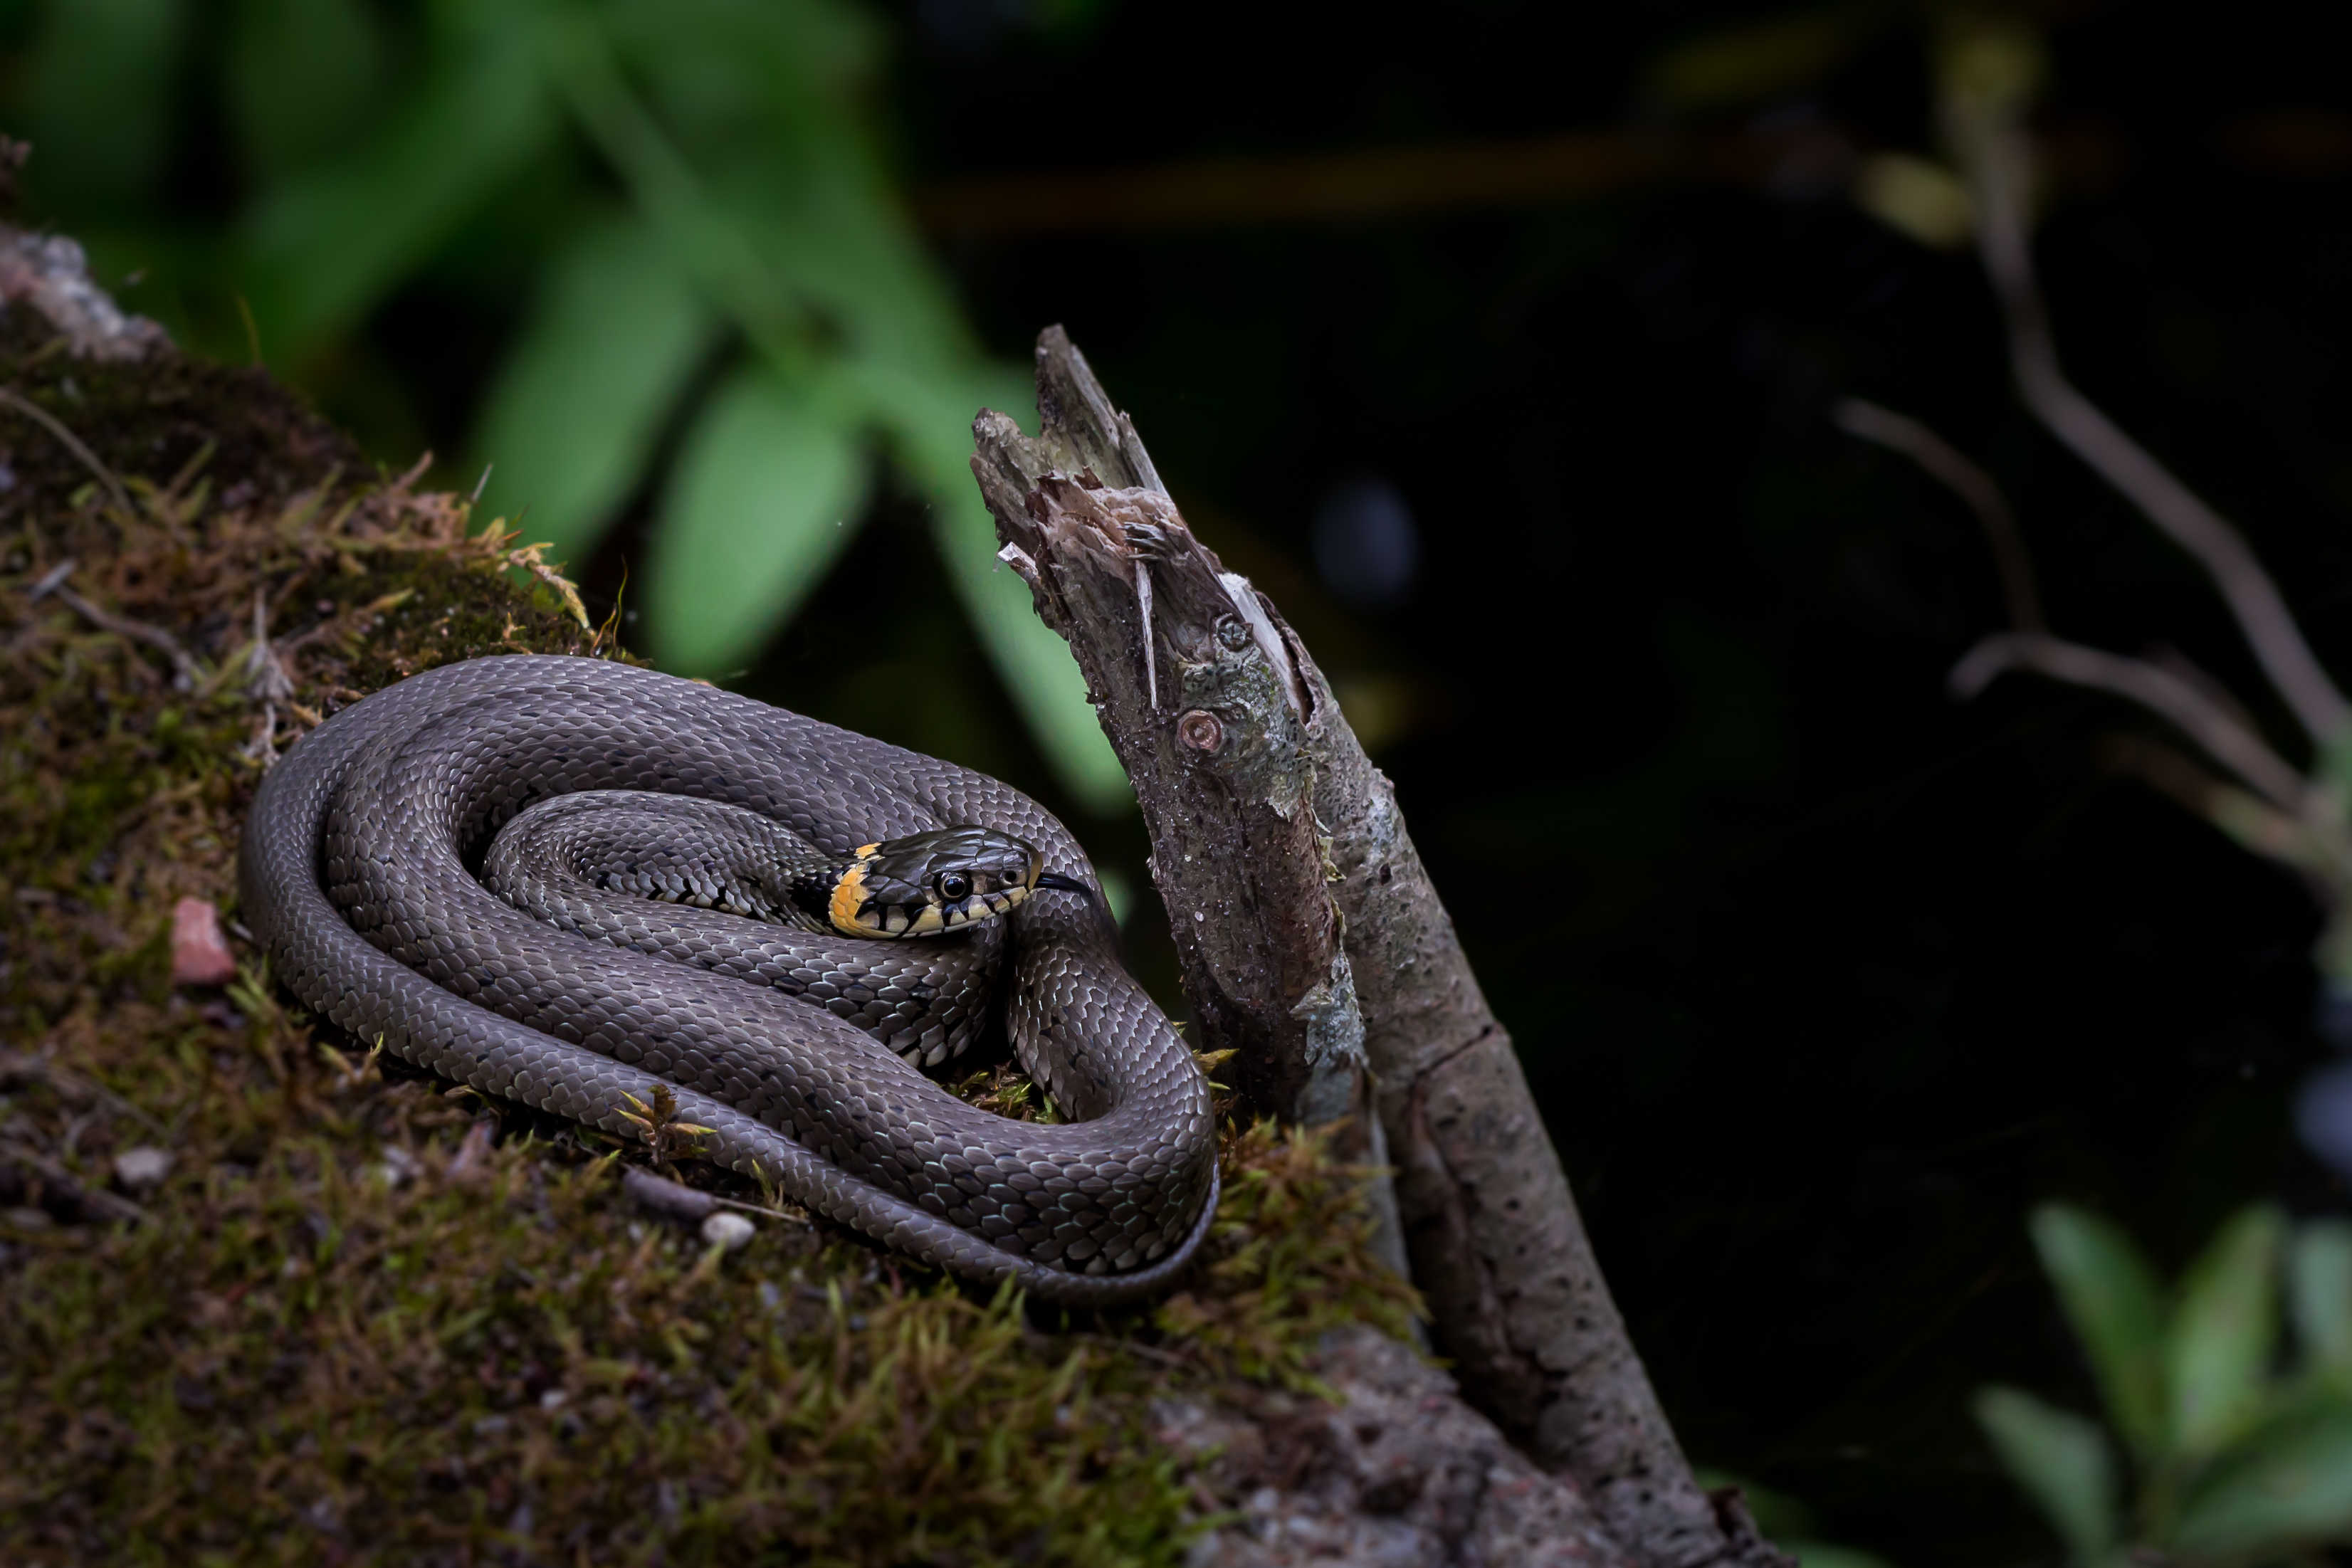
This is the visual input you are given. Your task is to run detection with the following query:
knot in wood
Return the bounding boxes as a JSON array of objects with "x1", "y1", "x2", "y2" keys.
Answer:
[
  {"x1": 1214, "y1": 616, "x2": 1252, "y2": 652},
  {"x1": 1176, "y1": 708, "x2": 1224, "y2": 753}
]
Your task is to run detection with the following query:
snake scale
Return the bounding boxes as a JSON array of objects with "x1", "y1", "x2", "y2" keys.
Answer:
[{"x1": 238, "y1": 654, "x2": 1219, "y2": 1304}]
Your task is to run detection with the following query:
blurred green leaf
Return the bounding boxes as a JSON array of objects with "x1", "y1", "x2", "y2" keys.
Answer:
[
  {"x1": 2031, "y1": 1204, "x2": 2171, "y2": 1461},
  {"x1": 242, "y1": 9, "x2": 559, "y2": 353},
  {"x1": 1642, "y1": 8, "x2": 1874, "y2": 111},
  {"x1": 1935, "y1": 18, "x2": 2047, "y2": 127},
  {"x1": 2293, "y1": 1221, "x2": 2352, "y2": 1385},
  {"x1": 2171, "y1": 1409, "x2": 2352, "y2": 1557},
  {"x1": 1975, "y1": 1386, "x2": 2119, "y2": 1566},
  {"x1": 716, "y1": 151, "x2": 974, "y2": 376},
  {"x1": 12, "y1": 0, "x2": 188, "y2": 210},
  {"x1": 856, "y1": 357, "x2": 1130, "y2": 814},
  {"x1": 646, "y1": 366, "x2": 870, "y2": 675},
  {"x1": 1851, "y1": 154, "x2": 1974, "y2": 250},
  {"x1": 474, "y1": 216, "x2": 719, "y2": 564},
  {"x1": 2168, "y1": 1206, "x2": 2284, "y2": 1458},
  {"x1": 605, "y1": 0, "x2": 882, "y2": 142},
  {"x1": 226, "y1": 0, "x2": 388, "y2": 181}
]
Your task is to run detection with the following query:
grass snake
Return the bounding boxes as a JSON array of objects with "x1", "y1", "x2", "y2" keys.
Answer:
[{"x1": 238, "y1": 655, "x2": 1219, "y2": 1304}]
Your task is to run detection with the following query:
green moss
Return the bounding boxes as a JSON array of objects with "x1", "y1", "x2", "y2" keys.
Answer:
[{"x1": 0, "y1": 309, "x2": 1422, "y2": 1564}]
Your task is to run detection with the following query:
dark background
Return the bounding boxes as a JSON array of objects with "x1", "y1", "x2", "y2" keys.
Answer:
[{"x1": 14, "y1": 2, "x2": 2352, "y2": 1559}]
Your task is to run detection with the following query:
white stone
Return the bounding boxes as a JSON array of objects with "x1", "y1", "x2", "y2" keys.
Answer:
[
  {"x1": 112, "y1": 1146, "x2": 173, "y2": 1189},
  {"x1": 700, "y1": 1211, "x2": 755, "y2": 1251}
]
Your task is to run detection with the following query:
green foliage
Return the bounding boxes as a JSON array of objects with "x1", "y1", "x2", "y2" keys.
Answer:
[
  {"x1": 1986, "y1": 1203, "x2": 2352, "y2": 1564},
  {"x1": 471, "y1": 214, "x2": 720, "y2": 560},
  {"x1": 2291, "y1": 1223, "x2": 2352, "y2": 1387},
  {"x1": 2171, "y1": 1411, "x2": 2352, "y2": 1559},
  {"x1": 647, "y1": 364, "x2": 868, "y2": 674},
  {"x1": 0, "y1": 0, "x2": 1128, "y2": 809},
  {"x1": 1975, "y1": 1387, "x2": 2119, "y2": 1566},
  {"x1": 2169, "y1": 1209, "x2": 2286, "y2": 1458},
  {"x1": 2032, "y1": 1204, "x2": 2172, "y2": 1463}
]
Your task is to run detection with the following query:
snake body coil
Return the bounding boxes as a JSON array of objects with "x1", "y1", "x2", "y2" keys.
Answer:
[{"x1": 238, "y1": 655, "x2": 1218, "y2": 1303}]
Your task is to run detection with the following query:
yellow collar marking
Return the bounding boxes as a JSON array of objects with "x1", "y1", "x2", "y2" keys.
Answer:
[{"x1": 829, "y1": 846, "x2": 881, "y2": 935}]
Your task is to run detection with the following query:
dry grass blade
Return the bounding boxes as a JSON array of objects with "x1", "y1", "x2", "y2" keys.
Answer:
[
  {"x1": 23, "y1": 559, "x2": 203, "y2": 690},
  {"x1": 0, "y1": 385, "x2": 137, "y2": 517}
]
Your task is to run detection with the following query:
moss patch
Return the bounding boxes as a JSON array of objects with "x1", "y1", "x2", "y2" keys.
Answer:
[{"x1": 0, "y1": 304, "x2": 1421, "y2": 1562}]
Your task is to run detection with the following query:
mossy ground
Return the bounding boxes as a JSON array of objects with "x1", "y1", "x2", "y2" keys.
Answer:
[{"x1": 0, "y1": 313, "x2": 1420, "y2": 1564}]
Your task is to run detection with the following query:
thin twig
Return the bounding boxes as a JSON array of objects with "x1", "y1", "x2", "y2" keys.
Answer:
[
  {"x1": 1834, "y1": 397, "x2": 2043, "y2": 631},
  {"x1": 243, "y1": 586, "x2": 294, "y2": 704},
  {"x1": 24, "y1": 561, "x2": 201, "y2": 689},
  {"x1": 0, "y1": 386, "x2": 137, "y2": 517},
  {"x1": 1953, "y1": 630, "x2": 2311, "y2": 811},
  {"x1": 0, "y1": 1140, "x2": 147, "y2": 1225},
  {"x1": 27, "y1": 557, "x2": 77, "y2": 599},
  {"x1": 2148, "y1": 645, "x2": 2269, "y2": 747},
  {"x1": 2101, "y1": 735, "x2": 2348, "y2": 885},
  {"x1": 0, "y1": 1050, "x2": 169, "y2": 1138},
  {"x1": 389, "y1": 449, "x2": 433, "y2": 495},
  {"x1": 1965, "y1": 115, "x2": 2350, "y2": 744}
]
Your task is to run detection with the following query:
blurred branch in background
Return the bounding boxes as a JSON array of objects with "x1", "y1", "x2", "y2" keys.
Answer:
[
  {"x1": 1943, "y1": 24, "x2": 2352, "y2": 747},
  {"x1": 913, "y1": 118, "x2": 2352, "y2": 239},
  {"x1": 1829, "y1": 24, "x2": 2352, "y2": 1548},
  {"x1": 1835, "y1": 19, "x2": 2352, "y2": 996},
  {"x1": 1832, "y1": 398, "x2": 2042, "y2": 633}
]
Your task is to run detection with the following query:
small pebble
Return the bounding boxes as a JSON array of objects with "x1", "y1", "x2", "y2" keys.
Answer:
[
  {"x1": 112, "y1": 1145, "x2": 173, "y2": 1189},
  {"x1": 700, "y1": 1211, "x2": 755, "y2": 1251},
  {"x1": 373, "y1": 1145, "x2": 420, "y2": 1188},
  {"x1": 169, "y1": 897, "x2": 237, "y2": 986}
]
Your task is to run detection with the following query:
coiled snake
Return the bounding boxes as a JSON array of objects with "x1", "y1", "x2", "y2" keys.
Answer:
[{"x1": 238, "y1": 655, "x2": 1219, "y2": 1304}]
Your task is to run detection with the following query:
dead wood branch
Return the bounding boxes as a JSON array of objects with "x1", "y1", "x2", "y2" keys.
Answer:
[{"x1": 969, "y1": 327, "x2": 1785, "y2": 1568}]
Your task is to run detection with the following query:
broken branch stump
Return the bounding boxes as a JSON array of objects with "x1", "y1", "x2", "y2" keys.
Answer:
[{"x1": 968, "y1": 327, "x2": 1785, "y2": 1568}]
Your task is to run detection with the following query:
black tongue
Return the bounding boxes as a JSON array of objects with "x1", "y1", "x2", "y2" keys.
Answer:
[{"x1": 1034, "y1": 871, "x2": 1092, "y2": 895}]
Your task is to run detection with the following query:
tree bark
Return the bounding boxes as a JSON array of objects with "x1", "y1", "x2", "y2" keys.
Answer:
[{"x1": 970, "y1": 328, "x2": 1786, "y2": 1568}]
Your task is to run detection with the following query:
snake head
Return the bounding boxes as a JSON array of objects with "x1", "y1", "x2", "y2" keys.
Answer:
[{"x1": 826, "y1": 826, "x2": 1090, "y2": 938}]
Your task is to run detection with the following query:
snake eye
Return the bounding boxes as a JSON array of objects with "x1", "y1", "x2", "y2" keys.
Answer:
[{"x1": 934, "y1": 871, "x2": 972, "y2": 903}]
